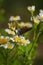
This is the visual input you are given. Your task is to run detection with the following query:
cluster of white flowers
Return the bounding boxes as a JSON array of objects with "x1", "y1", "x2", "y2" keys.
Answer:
[
  {"x1": 0, "y1": 36, "x2": 14, "y2": 49},
  {"x1": 27, "y1": 6, "x2": 43, "y2": 25},
  {"x1": 0, "y1": 35, "x2": 30, "y2": 49},
  {"x1": 10, "y1": 35, "x2": 30, "y2": 46},
  {"x1": 1, "y1": 5, "x2": 43, "y2": 49},
  {"x1": 0, "y1": 15, "x2": 31, "y2": 49}
]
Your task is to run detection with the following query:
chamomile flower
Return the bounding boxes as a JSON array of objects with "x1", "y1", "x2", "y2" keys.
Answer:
[
  {"x1": 33, "y1": 16, "x2": 40, "y2": 24},
  {"x1": 0, "y1": 36, "x2": 9, "y2": 44},
  {"x1": 13, "y1": 35, "x2": 20, "y2": 42},
  {"x1": 2, "y1": 42, "x2": 14, "y2": 49},
  {"x1": 10, "y1": 35, "x2": 20, "y2": 43},
  {"x1": 5, "y1": 29, "x2": 15, "y2": 35},
  {"x1": 8, "y1": 23, "x2": 16, "y2": 30},
  {"x1": 14, "y1": 16, "x2": 21, "y2": 21},
  {"x1": 21, "y1": 38, "x2": 30, "y2": 46},
  {"x1": 27, "y1": 5, "x2": 35, "y2": 12},
  {"x1": 9, "y1": 16, "x2": 21, "y2": 21}
]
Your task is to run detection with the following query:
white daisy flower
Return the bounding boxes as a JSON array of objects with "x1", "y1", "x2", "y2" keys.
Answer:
[
  {"x1": 10, "y1": 35, "x2": 20, "y2": 42},
  {"x1": 0, "y1": 36, "x2": 10, "y2": 45},
  {"x1": 33, "y1": 16, "x2": 40, "y2": 24},
  {"x1": 8, "y1": 23, "x2": 15, "y2": 30},
  {"x1": 3, "y1": 42, "x2": 14, "y2": 49},
  {"x1": 5, "y1": 29, "x2": 15, "y2": 35},
  {"x1": 27, "y1": 5, "x2": 35, "y2": 12},
  {"x1": 21, "y1": 38, "x2": 30, "y2": 46},
  {"x1": 9, "y1": 16, "x2": 21, "y2": 21}
]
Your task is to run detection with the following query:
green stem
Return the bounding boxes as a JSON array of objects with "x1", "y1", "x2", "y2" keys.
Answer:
[
  {"x1": 33, "y1": 23, "x2": 37, "y2": 43},
  {"x1": 29, "y1": 22, "x2": 37, "y2": 57},
  {"x1": 31, "y1": 12, "x2": 37, "y2": 42},
  {"x1": 29, "y1": 32, "x2": 41, "y2": 58},
  {"x1": 36, "y1": 31, "x2": 41, "y2": 42}
]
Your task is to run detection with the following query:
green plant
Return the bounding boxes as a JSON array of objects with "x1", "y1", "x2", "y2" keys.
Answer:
[{"x1": 0, "y1": 6, "x2": 43, "y2": 65}]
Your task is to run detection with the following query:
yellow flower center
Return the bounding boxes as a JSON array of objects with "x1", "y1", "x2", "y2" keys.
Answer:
[
  {"x1": 0, "y1": 38, "x2": 8, "y2": 44},
  {"x1": 9, "y1": 30, "x2": 15, "y2": 34},
  {"x1": 9, "y1": 23, "x2": 16, "y2": 29},
  {"x1": 7, "y1": 43, "x2": 12, "y2": 49},
  {"x1": 24, "y1": 23, "x2": 28, "y2": 26},
  {"x1": 14, "y1": 36, "x2": 20, "y2": 42},
  {"x1": 21, "y1": 39, "x2": 26, "y2": 44},
  {"x1": 14, "y1": 17, "x2": 18, "y2": 21}
]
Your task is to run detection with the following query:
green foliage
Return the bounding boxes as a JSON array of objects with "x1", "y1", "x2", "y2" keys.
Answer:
[{"x1": 0, "y1": 5, "x2": 43, "y2": 65}]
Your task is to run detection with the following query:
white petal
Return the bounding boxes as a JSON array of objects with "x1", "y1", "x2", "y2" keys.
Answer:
[
  {"x1": 16, "y1": 16, "x2": 21, "y2": 20},
  {"x1": 9, "y1": 16, "x2": 14, "y2": 21},
  {"x1": 10, "y1": 38, "x2": 14, "y2": 42}
]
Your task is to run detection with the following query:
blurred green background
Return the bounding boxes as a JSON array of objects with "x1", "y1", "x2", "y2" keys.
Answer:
[{"x1": 0, "y1": 0, "x2": 43, "y2": 65}]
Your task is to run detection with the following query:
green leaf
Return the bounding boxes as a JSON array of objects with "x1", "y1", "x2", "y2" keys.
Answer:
[{"x1": 12, "y1": 59, "x2": 22, "y2": 65}]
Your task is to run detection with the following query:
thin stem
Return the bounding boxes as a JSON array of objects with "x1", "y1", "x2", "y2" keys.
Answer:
[
  {"x1": 33, "y1": 23, "x2": 37, "y2": 43},
  {"x1": 31, "y1": 12, "x2": 37, "y2": 42},
  {"x1": 33, "y1": 30, "x2": 36, "y2": 42},
  {"x1": 36, "y1": 31, "x2": 41, "y2": 42}
]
